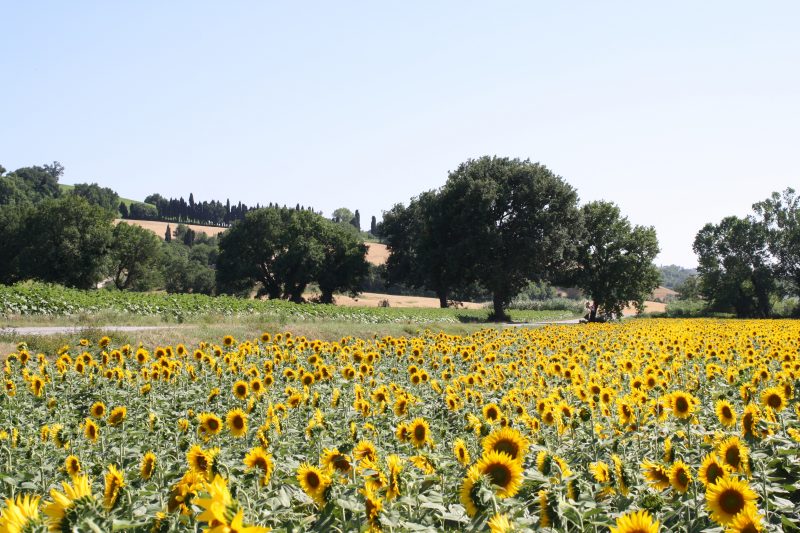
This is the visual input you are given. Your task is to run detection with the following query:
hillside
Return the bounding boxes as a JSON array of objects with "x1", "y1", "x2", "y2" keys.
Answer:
[
  {"x1": 118, "y1": 218, "x2": 390, "y2": 267},
  {"x1": 59, "y1": 184, "x2": 152, "y2": 208}
]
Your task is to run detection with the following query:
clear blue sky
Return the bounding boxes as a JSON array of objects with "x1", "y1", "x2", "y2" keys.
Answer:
[{"x1": 2, "y1": 1, "x2": 799, "y2": 267}]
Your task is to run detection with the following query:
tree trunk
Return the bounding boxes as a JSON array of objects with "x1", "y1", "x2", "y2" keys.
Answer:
[
  {"x1": 320, "y1": 290, "x2": 334, "y2": 304},
  {"x1": 438, "y1": 291, "x2": 448, "y2": 309},
  {"x1": 491, "y1": 293, "x2": 510, "y2": 322}
]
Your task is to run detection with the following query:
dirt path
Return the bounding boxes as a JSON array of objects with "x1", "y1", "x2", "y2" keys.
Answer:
[{"x1": 0, "y1": 325, "x2": 178, "y2": 336}]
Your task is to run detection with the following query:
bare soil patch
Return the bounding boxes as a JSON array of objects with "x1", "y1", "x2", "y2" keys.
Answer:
[{"x1": 311, "y1": 292, "x2": 485, "y2": 309}]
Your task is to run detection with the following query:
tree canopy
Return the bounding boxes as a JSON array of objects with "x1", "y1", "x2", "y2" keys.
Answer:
[
  {"x1": 693, "y1": 216, "x2": 774, "y2": 318},
  {"x1": 216, "y1": 207, "x2": 368, "y2": 303},
  {"x1": 562, "y1": 201, "x2": 660, "y2": 317}
]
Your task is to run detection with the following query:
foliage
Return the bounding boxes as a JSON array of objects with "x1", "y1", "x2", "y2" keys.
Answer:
[
  {"x1": 561, "y1": 201, "x2": 661, "y2": 317},
  {"x1": 316, "y1": 222, "x2": 369, "y2": 304},
  {"x1": 0, "y1": 320, "x2": 798, "y2": 531},
  {"x1": 217, "y1": 207, "x2": 369, "y2": 303},
  {"x1": 0, "y1": 282, "x2": 574, "y2": 324},
  {"x1": 663, "y1": 299, "x2": 710, "y2": 317},
  {"x1": 128, "y1": 202, "x2": 158, "y2": 220},
  {"x1": 0, "y1": 161, "x2": 62, "y2": 206},
  {"x1": 69, "y1": 182, "x2": 120, "y2": 213},
  {"x1": 0, "y1": 196, "x2": 114, "y2": 289},
  {"x1": 108, "y1": 222, "x2": 164, "y2": 291},
  {"x1": 506, "y1": 297, "x2": 585, "y2": 314},
  {"x1": 658, "y1": 264, "x2": 697, "y2": 289},
  {"x1": 442, "y1": 157, "x2": 581, "y2": 320},
  {"x1": 674, "y1": 274, "x2": 700, "y2": 300},
  {"x1": 753, "y1": 188, "x2": 800, "y2": 297},
  {"x1": 694, "y1": 216, "x2": 775, "y2": 318},
  {"x1": 382, "y1": 190, "x2": 473, "y2": 308}
]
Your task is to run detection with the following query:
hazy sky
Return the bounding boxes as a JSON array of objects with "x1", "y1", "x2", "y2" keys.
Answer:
[{"x1": 2, "y1": 2, "x2": 799, "y2": 267}]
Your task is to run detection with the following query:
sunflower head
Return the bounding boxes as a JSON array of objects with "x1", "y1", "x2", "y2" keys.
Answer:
[
  {"x1": 715, "y1": 399, "x2": 737, "y2": 428},
  {"x1": 640, "y1": 460, "x2": 670, "y2": 491},
  {"x1": 453, "y1": 439, "x2": 471, "y2": 466},
  {"x1": 609, "y1": 509, "x2": 660, "y2": 533},
  {"x1": 698, "y1": 453, "x2": 730, "y2": 487},
  {"x1": 226, "y1": 409, "x2": 248, "y2": 437},
  {"x1": 409, "y1": 417, "x2": 432, "y2": 448},
  {"x1": 103, "y1": 465, "x2": 125, "y2": 510},
  {"x1": 482, "y1": 427, "x2": 529, "y2": 463},
  {"x1": 296, "y1": 463, "x2": 331, "y2": 508},
  {"x1": 321, "y1": 448, "x2": 352, "y2": 475},
  {"x1": 0, "y1": 494, "x2": 42, "y2": 532},
  {"x1": 669, "y1": 460, "x2": 692, "y2": 493},
  {"x1": 459, "y1": 465, "x2": 486, "y2": 518},
  {"x1": 705, "y1": 477, "x2": 758, "y2": 525},
  {"x1": 140, "y1": 452, "x2": 157, "y2": 480},
  {"x1": 65, "y1": 455, "x2": 82, "y2": 477},
  {"x1": 476, "y1": 451, "x2": 523, "y2": 499}
]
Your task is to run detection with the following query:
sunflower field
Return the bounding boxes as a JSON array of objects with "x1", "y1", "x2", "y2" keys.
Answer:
[{"x1": 1, "y1": 319, "x2": 799, "y2": 532}]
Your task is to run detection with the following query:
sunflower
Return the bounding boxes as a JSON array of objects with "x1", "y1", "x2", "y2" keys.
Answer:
[
  {"x1": 199, "y1": 413, "x2": 223, "y2": 437},
  {"x1": 609, "y1": 509, "x2": 660, "y2": 533},
  {"x1": 64, "y1": 455, "x2": 81, "y2": 477},
  {"x1": 321, "y1": 448, "x2": 352, "y2": 475},
  {"x1": 741, "y1": 403, "x2": 760, "y2": 439},
  {"x1": 459, "y1": 465, "x2": 485, "y2": 517},
  {"x1": 354, "y1": 440, "x2": 378, "y2": 464},
  {"x1": 140, "y1": 452, "x2": 156, "y2": 480},
  {"x1": 482, "y1": 427, "x2": 529, "y2": 463},
  {"x1": 706, "y1": 477, "x2": 758, "y2": 525},
  {"x1": 488, "y1": 513, "x2": 514, "y2": 533},
  {"x1": 0, "y1": 494, "x2": 42, "y2": 532},
  {"x1": 43, "y1": 474, "x2": 93, "y2": 530},
  {"x1": 669, "y1": 460, "x2": 692, "y2": 493},
  {"x1": 395, "y1": 423, "x2": 410, "y2": 443},
  {"x1": 612, "y1": 454, "x2": 630, "y2": 496},
  {"x1": 670, "y1": 390, "x2": 696, "y2": 419},
  {"x1": 715, "y1": 399, "x2": 737, "y2": 428},
  {"x1": 482, "y1": 403, "x2": 502, "y2": 423},
  {"x1": 232, "y1": 380, "x2": 249, "y2": 400},
  {"x1": 30, "y1": 376, "x2": 44, "y2": 397},
  {"x1": 222, "y1": 335, "x2": 235, "y2": 347},
  {"x1": 717, "y1": 436, "x2": 749, "y2": 473},
  {"x1": 107, "y1": 406, "x2": 127, "y2": 427},
  {"x1": 698, "y1": 453, "x2": 729, "y2": 487},
  {"x1": 103, "y1": 464, "x2": 125, "y2": 510},
  {"x1": 590, "y1": 461, "x2": 611, "y2": 484},
  {"x1": 476, "y1": 451, "x2": 523, "y2": 498},
  {"x1": 296, "y1": 463, "x2": 331, "y2": 507},
  {"x1": 760, "y1": 386, "x2": 786, "y2": 412},
  {"x1": 226, "y1": 409, "x2": 248, "y2": 438},
  {"x1": 725, "y1": 505, "x2": 763, "y2": 533},
  {"x1": 408, "y1": 417, "x2": 432, "y2": 448},
  {"x1": 187, "y1": 445, "x2": 218, "y2": 479},
  {"x1": 641, "y1": 460, "x2": 670, "y2": 491},
  {"x1": 453, "y1": 439, "x2": 471, "y2": 466},
  {"x1": 244, "y1": 447, "x2": 274, "y2": 486},
  {"x1": 385, "y1": 454, "x2": 402, "y2": 501},
  {"x1": 539, "y1": 489, "x2": 555, "y2": 528},
  {"x1": 361, "y1": 486, "x2": 383, "y2": 528},
  {"x1": 193, "y1": 474, "x2": 232, "y2": 525},
  {"x1": 409, "y1": 455, "x2": 435, "y2": 475}
]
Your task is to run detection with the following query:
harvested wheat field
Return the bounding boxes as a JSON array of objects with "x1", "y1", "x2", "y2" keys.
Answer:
[{"x1": 114, "y1": 219, "x2": 228, "y2": 239}]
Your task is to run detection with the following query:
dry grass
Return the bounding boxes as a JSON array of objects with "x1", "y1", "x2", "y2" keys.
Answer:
[
  {"x1": 325, "y1": 291, "x2": 484, "y2": 309},
  {"x1": 115, "y1": 219, "x2": 228, "y2": 239},
  {"x1": 365, "y1": 242, "x2": 389, "y2": 266}
]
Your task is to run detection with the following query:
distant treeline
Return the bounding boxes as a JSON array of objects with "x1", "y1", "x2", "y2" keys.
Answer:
[{"x1": 126, "y1": 192, "x2": 317, "y2": 227}]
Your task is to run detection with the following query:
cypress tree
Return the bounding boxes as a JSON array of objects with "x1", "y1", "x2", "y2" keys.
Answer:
[{"x1": 165, "y1": 224, "x2": 172, "y2": 242}]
